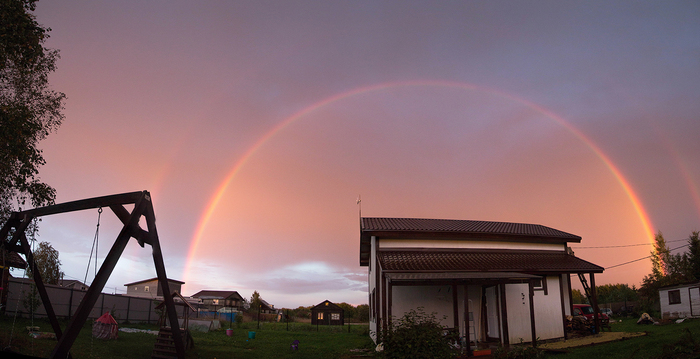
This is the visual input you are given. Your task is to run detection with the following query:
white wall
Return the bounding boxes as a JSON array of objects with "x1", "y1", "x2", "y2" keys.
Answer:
[
  {"x1": 660, "y1": 286, "x2": 693, "y2": 319},
  {"x1": 380, "y1": 239, "x2": 564, "y2": 251},
  {"x1": 533, "y1": 276, "x2": 564, "y2": 340},
  {"x1": 369, "y1": 236, "x2": 377, "y2": 340},
  {"x1": 392, "y1": 285, "x2": 455, "y2": 327}
]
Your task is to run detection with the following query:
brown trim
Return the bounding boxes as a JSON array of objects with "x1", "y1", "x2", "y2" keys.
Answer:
[
  {"x1": 559, "y1": 274, "x2": 568, "y2": 340},
  {"x1": 528, "y1": 280, "x2": 537, "y2": 347},
  {"x1": 387, "y1": 279, "x2": 393, "y2": 327},
  {"x1": 362, "y1": 230, "x2": 580, "y2": 244},
  {"x1": 464, "y1": 284, "x2": 472, "y2": 357},
  {"x1": 381, "y1": 272, "x2": 387, "y2": 333},
  {"x1": 590, "y1": 273, "x2": 600, "y2": 334},
  {"x1": 499, "y1": 283, "x2": 510, "y2": 347},
  {"x1": 567, "y1": 273, "x2": 574, "y2": 316},
  {"x1": 453, "y1": 283, "x2": 459, "y2": 329}
]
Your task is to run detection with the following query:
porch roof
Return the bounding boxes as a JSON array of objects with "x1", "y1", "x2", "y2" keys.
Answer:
[
  {"x1": 378, "y1": 249, "x2": 604, "y2": 274},
  {"x1": 385, "y1": 271, "x2": 542, "y2": 281}
]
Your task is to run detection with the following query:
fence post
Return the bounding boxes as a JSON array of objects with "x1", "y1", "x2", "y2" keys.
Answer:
[
  {"x1": 126, "y1": 296, "x2": 131, "y2": 323},
  {"x1": 68, "y1": 287, "x2": 73, "y2": 319}
]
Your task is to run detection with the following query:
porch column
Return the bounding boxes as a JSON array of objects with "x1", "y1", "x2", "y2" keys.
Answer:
[
  {"x1": 590, "y1": 273, "x2": 600, "y2": 334},
  {"x1": 464, "y1": 284, "x2": 473, "y2": 357},
  {"x1": 381, "y1": 273, "x2": 388, "y2": 333},
  {"x1": 499, "y1": 283, "x2": 510, "y2": 348},
  {"x1": 528, "y1": 280, "x2": 537, "y2": 347},
  {"x1": 559, "y1": 274, "x2": 568, "y2": 340},
  {"x1": 452, "y1": 283, "x2": 459, "y2": 329},
  {"x1": 387, "y1": 279, "x2": 393, "y2": 328}
]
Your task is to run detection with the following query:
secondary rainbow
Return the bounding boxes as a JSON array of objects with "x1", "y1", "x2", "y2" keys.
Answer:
[{"x1": 182, "y1": 80, "x2": 656, "y2": 284}]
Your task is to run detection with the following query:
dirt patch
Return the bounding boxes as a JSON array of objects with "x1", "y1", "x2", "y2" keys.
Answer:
[{"x1": 538, "y1": 331, "x2": 647, "y2": 350}]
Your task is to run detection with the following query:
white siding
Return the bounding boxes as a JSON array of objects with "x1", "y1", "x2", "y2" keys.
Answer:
[
  {"x1": 660, "y1": 286, "x2": 694, "y2": 319},
  {"x1": 369, "y1": 236, "x2": 377, "y2": 340},
  {"x1": 392, "y1": 285, "x2": 455, "y2": 328},
  {"x1": 533, "y1": 276, "x2": 564, "y2": 340},
  {"x1": 379, "y1": 239, "x2": 563, "y2": 251}
]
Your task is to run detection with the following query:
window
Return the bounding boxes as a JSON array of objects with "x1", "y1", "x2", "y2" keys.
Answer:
[
  {"x1": 144, "y1": 286, "x2": 150, "y2": 292},
  {"x1": 317, "y1": 313, "x2": 324, "y2": 320},
  {"x1": 669, "y1": 289, "x2": 681, "y2": 305},
  {"x1": 212, "y1": 299, "x2": 219, "y2": 305},
  {"x1": 532, "y1": 277, "x2": 548, "y2": 295},
  {"x1": 331, "y1": 313, "x2": 340, "y2": 320}
]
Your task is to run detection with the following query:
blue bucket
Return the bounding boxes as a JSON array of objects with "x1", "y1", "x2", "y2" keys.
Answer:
[{"x1": 248, "y1": 331, "x2": 256, "y2": 339}]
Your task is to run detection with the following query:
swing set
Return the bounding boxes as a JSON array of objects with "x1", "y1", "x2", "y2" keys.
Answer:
[{"x1": 0, "y1": 191, "x2": 186, "y2": 359}]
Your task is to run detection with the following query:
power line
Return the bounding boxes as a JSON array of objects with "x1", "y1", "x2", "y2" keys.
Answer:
[
  {"x1": 572, "y1": 237, "x2": 688, "y2": 249},
  {"x1": 605, "y1": 243, "x2": 690, "y2": 270}
]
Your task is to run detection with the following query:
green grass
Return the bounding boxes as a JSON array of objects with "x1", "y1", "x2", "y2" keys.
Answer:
[
  {"x1": 543, "y1": 317, "x2": 700, "y2": 359},
  {"x1": 0, "y1": 317, "x2": 375, "y2": 358}
]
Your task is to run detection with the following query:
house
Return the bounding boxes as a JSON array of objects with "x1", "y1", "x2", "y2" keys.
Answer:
[
  {"x1": 659, "y1": 282, "x2": 700, "y2": 319},
  {"x1": 260, "y1": 299, "x2": 275, "y2": 314},
  {"x1": 360, "y1": 217, "x2": 604, "y2": 350},
  {"x1": 190, "y1": 290, "x2": 245, "y2": 311},
  {"x1": 59, "y1": 279, "x2": 89, "y2": 291},
  {"x1": 311, "y1": 300, "x2": 345, "y2": 325},
  {"x1": 124, "y1": 277, "x2": 185, "y2": 299}
]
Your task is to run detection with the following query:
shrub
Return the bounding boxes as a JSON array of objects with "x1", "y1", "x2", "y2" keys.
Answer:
[{"x1": 378, "y1": 307, "x2": 460, "y2": 359}]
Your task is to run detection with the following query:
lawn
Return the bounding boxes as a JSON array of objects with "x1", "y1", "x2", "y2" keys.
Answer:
[
  {"x1": 542, "y1": 317, "x2": 700, "y2": 359},
  {"x1": 0, "y1": 317, "x2": 375, "y2": 358}
]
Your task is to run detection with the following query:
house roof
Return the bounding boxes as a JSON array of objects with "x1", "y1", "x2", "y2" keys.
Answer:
[
  {"x1": 123, "y1": 277, "x2": 185, "y2": 286},
  {"x1": 378, "y1": 249, "x2": 604, "y2": 274},
  {"x1": 190, "y1": 290, "x2": 244, "y2": 301},
  {"x1": 360, "y1": 217, "x2": 582, "y2": 266},
  {"x1": 1, "y1": 249, "x2": 27, "y2": 269},
  {"x1": 311, "y1": 300, "x2": 344, "y2": 312}
]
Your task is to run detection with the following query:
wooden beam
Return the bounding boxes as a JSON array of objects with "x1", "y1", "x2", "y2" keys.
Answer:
[
  {"x1": 559, "y1": 274, "x2": 568, "y2": 340},
  {"x1": 17, "y1": 191, "x2": 144, "y2": 218},
  {"x1": 464, "y1": 284, "x2": 472, "y2": 357},
  {"x1": 144, "y1": 199, "x2": 186, "y2": 359},
  {"x1": 590, "y1": 273, "x2": 600, "y2": 334},
  {"x1": 51, "y1": 193, "x2": 148, "y2": 359},
  {"x1": 16, "y1": 222, "x2": 65, "y2": 346},
  {"x1": 499, "y1": 283, "x2": 510, "y2": 348},
  {"x1": 452, "y1": 283, "x2": 459, "y2": 329},
  {"x1": 528, "y1": 280, "x2": 537, "y2": 347}
]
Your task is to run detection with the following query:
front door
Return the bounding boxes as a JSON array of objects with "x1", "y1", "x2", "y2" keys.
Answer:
[{"x1": 485, "y1": 286, "x2": 500, "y2": 339}]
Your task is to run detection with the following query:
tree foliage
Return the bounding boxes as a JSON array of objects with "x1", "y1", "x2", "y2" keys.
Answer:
[
  {"x1": 639, "y1": 231, "x2": 700, "y2": 310},
  {"x1": 27, "y1": 240, "x2": 63, "y2": 284},
  {"x1": 248, "y1": 290, "x2": 263, "y2": 313},
  {"x1": 378, "y1": 307, "x2": 460, "y2": 359},
  {"x1": 596, "y1": 283, "x2": 638, "y2": 305},
  {"x1": 1, "y1": 0, "x2": 64, "y2": 220}
]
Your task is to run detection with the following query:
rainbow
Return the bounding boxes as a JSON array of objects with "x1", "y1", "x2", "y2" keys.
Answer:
[{"x1": 182, "y1": 80, "x2": 656, "y2": 284}]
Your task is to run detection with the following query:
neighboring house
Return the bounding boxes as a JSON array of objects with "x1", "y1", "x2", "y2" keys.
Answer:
[
  {"x1": 311, "y1": 300, "x2": 344, "y2": 326},
  {"x1": 190, "y1": 290, "x2": 245, "y2": 311},
  {"x1": 260, "y1": 299, "x2": 275, "y2": 314},
  {"x1": 59, "y1": 279, "x2": 89, "y2": 291},
  {"x1": 124, "y1": 277, "x2": 184, "y2": 299},
  {"x1": 659, "y1": 282, "x2": 700, "y2": 319},
  {"x1": 360, "y1": 217, "x2": 604, "y2": 349}
]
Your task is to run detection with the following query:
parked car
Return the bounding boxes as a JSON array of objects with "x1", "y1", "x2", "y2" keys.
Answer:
[
  {"x1": 572, "y1": 304, "x2": 611, "y2": 331},
  {"x1": 600, "y1": 308, "x2": 613, "y2": 317},
  {"x1": 573, "y1": 304, "x2": 610, "y2": 321}
]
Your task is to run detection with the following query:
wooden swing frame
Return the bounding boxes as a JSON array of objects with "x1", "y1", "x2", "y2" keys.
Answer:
[{"x1": 0, "y1": 191, "x2": 186, "y2": 359}]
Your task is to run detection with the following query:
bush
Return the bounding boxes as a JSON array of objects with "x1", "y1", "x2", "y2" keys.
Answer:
[{"x1": 378, "y1": 307, "x2": 460, "y2": 359}]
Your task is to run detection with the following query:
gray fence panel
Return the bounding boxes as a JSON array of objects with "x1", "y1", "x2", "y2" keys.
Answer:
[{"x1": 4, "y1": 278, "x2": 160, "y2": 324}]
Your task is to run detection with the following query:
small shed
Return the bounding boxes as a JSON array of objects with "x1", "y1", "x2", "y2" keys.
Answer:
[
  {"x1": 311, "y1": 300, "x2": 344, "y2": 326},
  {"x1": 659, "y1": 282, "x2": 700, "y2": 319}
]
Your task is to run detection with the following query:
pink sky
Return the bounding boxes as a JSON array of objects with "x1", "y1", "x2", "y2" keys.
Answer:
[{"x1": 15, "y1": 1, "x2": 700, "y2": 308}]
